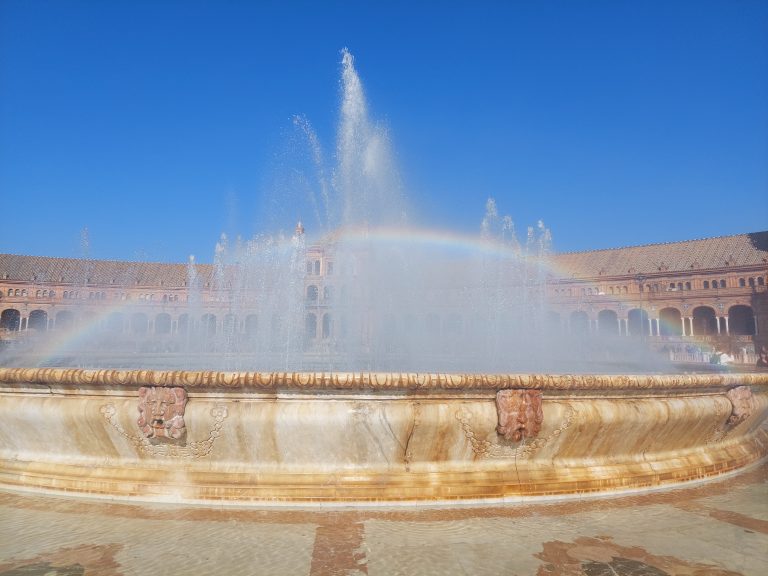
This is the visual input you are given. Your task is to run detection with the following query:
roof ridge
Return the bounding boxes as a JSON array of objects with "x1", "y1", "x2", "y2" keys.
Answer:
[{"x1": 555, "y1": 231, "x2": 764, "y2": 255}]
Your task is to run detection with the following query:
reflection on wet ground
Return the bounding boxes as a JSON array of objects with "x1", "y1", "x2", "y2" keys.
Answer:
[{"x1": 0, "y1": 461, "x2": 766, "y2": 575}]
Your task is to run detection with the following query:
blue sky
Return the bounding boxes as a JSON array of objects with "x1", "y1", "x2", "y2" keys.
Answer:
[{"x1": 1, "y1": 1, "x2": 766, "y2": 263}]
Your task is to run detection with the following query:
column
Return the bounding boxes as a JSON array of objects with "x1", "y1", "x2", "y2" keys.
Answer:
[
  {"x1": 716, "y1": 317, "x2": 722, "y2": 334},
  {"x1": 724, "y1": 316, "x2": 730, "y2": 335},
  {"x1": 688, "y1": 317, "x2": 694, "y2": 337},
  {"x1": 755, "y1": 315, "x2": 759, "y2": 335},
  {"x1": 681, "y1": 317, "x2": 687, "y2": 337},
  {"x1": 648, "y1": 317, "x2": 654, "y2": 336}
]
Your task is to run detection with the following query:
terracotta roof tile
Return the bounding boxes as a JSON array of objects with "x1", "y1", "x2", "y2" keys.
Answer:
[{"x1": 550, "y1": 232, "x2": 768, "y2": 278}]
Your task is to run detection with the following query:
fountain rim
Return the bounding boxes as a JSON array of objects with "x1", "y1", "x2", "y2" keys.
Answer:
[{"x1": 1, "y1": 367, "x2": 767, "y2": 392}]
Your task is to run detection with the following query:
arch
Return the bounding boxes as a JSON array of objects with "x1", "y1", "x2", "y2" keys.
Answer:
[
  {"x1": 1, "y1": 309, "x2": 21, "y2": 332},
  {"x1": 322, "y1": 313, "x2": 333, "y2": 339},
  {"x1": 28, "y1": 309, "x2": 48, "y2": 331},
  {"x1": 155, "y1": 313, "x2": 172, "y2": 335},
  {"x1": 570, "y1": 310, "x2": 589, "y2": 334},
  {"x1": 692, "y1": 306, "x2": 717, "y2": 335},
  {"x1": 201, "y1": 314, "x2": 217, "y2": 337},
  {"x1": 305, "y1": 313, "x2": 317, "y2": 341},
  {"x1": 627, "y1": 308, "x2": 649, "y2": 337},
  {"x1": 597, "y1": 309, "x2": 618, "y2": 335},
  {"x1": 659, "y1": 307, "x2": 683, "y2": 337},
  {"x1": 178, "y1": 313, "x2": 190, "y2": 335},
  {"x1": 131, "y1": 313, "x2": 148, "y2": 335},
  {"x1": 106, "y1": 312, "x2": 125, "y2": 333},
  {"x1": 728, "y1": 305, "x2": 756, "y2": 336},
  {"x1": 55, "y1": 310, "x2": 74, "y2": 331},
  {"x1": 223, "y1": 314, "x2": 236, "y2": 335}
]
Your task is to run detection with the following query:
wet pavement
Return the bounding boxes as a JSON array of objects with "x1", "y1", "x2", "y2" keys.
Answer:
[{"x1": 0, "y1": 461, "x2": 766, "y2": 575}]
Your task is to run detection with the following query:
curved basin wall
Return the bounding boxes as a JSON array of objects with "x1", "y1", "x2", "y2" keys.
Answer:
[{"x1": 0, "y1": 369, "x2": 766, "y2": 504}]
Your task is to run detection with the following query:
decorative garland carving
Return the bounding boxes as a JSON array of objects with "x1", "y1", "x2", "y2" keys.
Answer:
[
  {"x1": 456, "y1": 403, "x2": 575, "y2": 460},
  {"x1": 496, "y1": 389, "x2": 543, "y2": 441},
  {"x1": 3, "y1": 367, "x2": 768, "y2": 392},
  {"x1": 101, "y1": 402, "x2": 228, "y2": 459}
]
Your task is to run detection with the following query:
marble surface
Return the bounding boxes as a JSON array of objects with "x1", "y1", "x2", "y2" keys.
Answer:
[{"x1": 0, "y1": 368, "x2": 766, "y2": 504}]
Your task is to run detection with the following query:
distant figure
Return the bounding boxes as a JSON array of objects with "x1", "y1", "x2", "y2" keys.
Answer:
[
  {"x1": 757, "y1": 346, "x2": 768, "y2": 368},
  {"x1": 719, "y1": 351, "x2": 735, "y2": 365}
]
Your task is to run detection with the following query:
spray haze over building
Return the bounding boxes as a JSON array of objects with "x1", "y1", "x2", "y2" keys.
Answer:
[{"x1": 0, "y1": 49, "x2": 669, "y2": 373}]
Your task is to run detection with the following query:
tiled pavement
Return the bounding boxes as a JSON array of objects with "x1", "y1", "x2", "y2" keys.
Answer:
[{"x1": 0, "y1": 462, "x2": 766, "y2": 575}]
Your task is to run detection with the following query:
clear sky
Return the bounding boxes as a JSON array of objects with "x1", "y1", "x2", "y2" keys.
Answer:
[{"x1": 1, "y1": 0, "x2": 766, "y2": 263}]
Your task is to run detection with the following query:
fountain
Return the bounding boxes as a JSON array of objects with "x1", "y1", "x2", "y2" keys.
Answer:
[{"x1": 0, "y1": 49, "x2": 766, "y2": 504}]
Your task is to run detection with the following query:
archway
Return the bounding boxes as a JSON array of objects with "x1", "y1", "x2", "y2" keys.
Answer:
[
  {"x1": 728, "y1": 305, "x2": 756, "y2": 335},
  {"x1": 692, "y1": 306, "x2": 717, "y2": 335},
  {"x1": 597, "y1": 309, "x2": 619, "y2": 335},
  {"x1": 305, "y1": 313, "x2": 317, "y2": 342},
  {"x1": 155, "y1": 313, "x2": 172, "y2": 335},
  {"x1": 201, "y1": 314, "x2": 217, "y2": 337},
  {"x1": 106, "y1": 312, "x2": 125, "y2": 333},
  {"x1": 131, "y1": 313, "x2": 148, "y2": 335},
  {"x1": 28, "y1": 310, "x2": 48, "y2": 331},
  {"x1": 178, "y1": 314, "x2": 190, "y2": 335},
  {"x1": 1, "y1": 309, "x2": 21, "y2": 332},
  {"x1": 627, "y1": 308, "x2": 649, "y2": 336},
  {"x1": 322, "y1": 313, "x2": 333, "y2": 339},
  {"x1": 55, "y1": 310, "x2": 74, "y2": 331},
  {"x1": 659, "y1": 308, "x2": 682, "y2": 337},
  {"x1": 569, "y1": 311, "x2": 589, "y2": 335}
]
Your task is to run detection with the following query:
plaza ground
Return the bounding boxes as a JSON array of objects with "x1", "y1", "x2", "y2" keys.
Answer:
[{"x1": 0, "y1": 461, "x2": 766, "y2": 575}]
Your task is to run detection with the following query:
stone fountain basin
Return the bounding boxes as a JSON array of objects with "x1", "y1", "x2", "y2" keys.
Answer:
[{"x1": 0, "y1": 368, "x2": 766, "y2": 505}]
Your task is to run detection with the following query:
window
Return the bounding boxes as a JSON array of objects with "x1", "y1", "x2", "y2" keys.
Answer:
[
  {"x1": 720, "y1": 280, "x2": 726, "y2": 288},
  {"x1": 326, "y1": 262, "x2": 334, "y2": 275},
  {"x1": 685, "y1": 282, "x2": 691, "y2": 290},
  {"x1": 739, "y1": 278, "x2": 746, "y2": 287},
  {"x1": 759, "y1": 277, "x2": 766, "y2": 286},
  {"x1": 748, "y1": 277, "x2": 756, "y2": 287},
  {"x1": 703, "y1": 281, "x2": 710, "y2": 289}
]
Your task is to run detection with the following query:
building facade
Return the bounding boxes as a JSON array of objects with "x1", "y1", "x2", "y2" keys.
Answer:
[{"x1": 1, "y1": 231, "x2": 766, "y2": 362}]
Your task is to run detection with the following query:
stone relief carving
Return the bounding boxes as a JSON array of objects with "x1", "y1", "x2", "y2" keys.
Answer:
[
  {"x1": 708, "y1": 386, "x2": 757, "y2": 444},
  {"x1": 726, "y1": 385, "x2": 756, "y2": 428},
  {"x1": 456, "y1": 401, "x2": 575, "y2": 460},
  {"x1": 496, "y1": 389, "x2": 543, "y2": 441},
  {"x1": 137, "y1": 386, "x2": 187, "y2": 441},
  {"x1": 101, "y1": 399, "x2": 228, "y2": 459}
]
